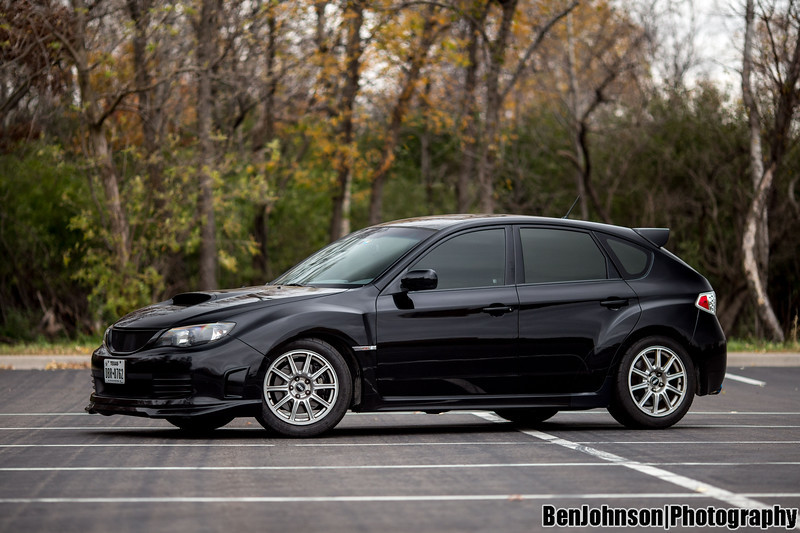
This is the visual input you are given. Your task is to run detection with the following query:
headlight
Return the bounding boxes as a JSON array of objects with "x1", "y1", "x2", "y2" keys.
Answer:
[{"x1": 154, "y1": 322, "x2": 235, "y2": 348}]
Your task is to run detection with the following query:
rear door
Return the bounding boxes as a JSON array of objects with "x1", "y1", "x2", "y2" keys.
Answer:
[{"x1": 514, "y1": 226, "x2": 641, "y2": 393}]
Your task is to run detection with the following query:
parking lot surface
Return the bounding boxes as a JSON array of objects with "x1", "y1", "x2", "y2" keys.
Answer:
[{"x1": 0, "y1": 364, "x2": 798, "y2": 532}]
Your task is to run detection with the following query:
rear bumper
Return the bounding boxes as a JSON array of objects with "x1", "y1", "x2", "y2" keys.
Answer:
[{"x1": 692, "y1": 311, "x2": 727, "y2": 396}]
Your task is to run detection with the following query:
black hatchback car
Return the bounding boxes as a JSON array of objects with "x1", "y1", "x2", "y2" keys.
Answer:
[{"x1": 87, "y1": 215, "x2": 726, "y2": 437}]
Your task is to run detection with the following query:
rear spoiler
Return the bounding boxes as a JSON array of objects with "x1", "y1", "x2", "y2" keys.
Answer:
[{"x1": 634, "y1": 228, "x2": 669, "y2": 248}]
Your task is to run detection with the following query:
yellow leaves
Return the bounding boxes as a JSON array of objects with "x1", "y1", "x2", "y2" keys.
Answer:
[{"x1": 218, "y1": 249, "x2": 238, "y2": 273}]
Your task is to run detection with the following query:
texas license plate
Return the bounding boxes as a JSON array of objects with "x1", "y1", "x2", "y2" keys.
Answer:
[{"x1": 104, "y1": 359, "x2": 125, "y2": 384}]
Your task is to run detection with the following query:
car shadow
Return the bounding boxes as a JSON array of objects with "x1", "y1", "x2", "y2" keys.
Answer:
[{"x1": 85, "y1": 417, "x2": 652, "y2": 441}]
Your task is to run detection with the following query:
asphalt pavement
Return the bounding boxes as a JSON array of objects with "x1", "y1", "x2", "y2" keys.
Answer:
[{"x1": 0, "y1": 360, "x2": 798, "y2": 532}]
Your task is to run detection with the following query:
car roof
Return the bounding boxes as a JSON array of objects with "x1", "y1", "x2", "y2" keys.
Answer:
[{"x1": 378, "y1": 214, "x2": 648, "y2": 243}]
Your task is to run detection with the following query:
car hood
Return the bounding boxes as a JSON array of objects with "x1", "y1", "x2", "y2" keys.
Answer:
[{"x1": 113, "y1": 285, "x2": 345, "y2": 330}]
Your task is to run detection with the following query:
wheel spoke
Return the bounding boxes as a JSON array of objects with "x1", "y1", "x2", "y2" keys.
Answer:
[
  {"x1": 314, "y1": 383, "x2": 336, "y2": 390},
  {"x1": 311, "y1": 393, "x2": 331, "y2": 409},
  {"x1": 631, "y1": 367, "x2": 649, "y2": 379},
  {"x1": 637, "y1": 390, "x2": 653, "y2": 409},
  {"x1": 302, "y1": 399, "x2": 315, "y2": 420},
  {"x1": 265, "y1": 385, "x2": 288, "y2": 393},
  {"x1": 665, "y1": 371, "x2": 685, "y2": 382},
  {"x1": 654, "y1": 348, "x2": 662, "y2": 370},
  {"x1": 311, "y1": 367, "x2": 329, "y2": 381},
  {"x1": 272, "y1": 368, "x2": 292, "y2": 383},
  {"x1": 630, "y1": 382, "x2": 649, "y2": 391},
  {"x1": 287, "y1": 355, "x2": 300, "y2": 375},
  {"x1": 289, "y1": 398, "x2": 301, "y2": 421},
  {"x1": 273, "y1": 393, "x2": 292, "y2": 410},
  {"x1": 652, "y1": 391, "x2": 661, "y2": 414},
  {"x1": 665, "y1": 383, "x2": 683, "y2": 395},
  {"x1": 302, "y1": 353, "x2": 313, "y2": 374}
]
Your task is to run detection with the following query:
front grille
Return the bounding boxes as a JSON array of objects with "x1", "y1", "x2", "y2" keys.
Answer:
[
  {"x1": 94, "y1": 373, "x2": 193, "y2": 399},
  {"x1": 107, "y1": 328, "x2": 160, "y2": 353},
  {"x1": 152, "y1": 376, "x2": 193, "y2": 397}
]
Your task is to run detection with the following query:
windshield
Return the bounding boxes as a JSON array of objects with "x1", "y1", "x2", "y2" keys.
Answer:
[{"x1": 272, "y1": 226, "x2": 434, "y2": 287}]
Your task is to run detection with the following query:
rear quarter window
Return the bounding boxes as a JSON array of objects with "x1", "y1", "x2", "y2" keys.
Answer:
[{"x1": 601, "y1": 236, "x2": 652, "y2": 279}]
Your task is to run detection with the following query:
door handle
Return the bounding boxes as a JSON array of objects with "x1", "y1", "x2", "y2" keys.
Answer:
[
  {"x1": 482, "y1": 304, "x2": 513, "y2": 316},
  {"x1": 600, "y1": 298, "x2": 629, "y2": 309}
]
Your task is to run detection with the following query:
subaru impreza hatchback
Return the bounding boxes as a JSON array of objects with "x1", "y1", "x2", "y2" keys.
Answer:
[{"x1": 87, "y1": 215, "x2": 726, "y2": 437}]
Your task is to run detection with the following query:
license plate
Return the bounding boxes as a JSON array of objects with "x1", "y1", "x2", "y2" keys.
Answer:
[{"x1": 104, "y1": 359, "x2": 125, "y2": 384}]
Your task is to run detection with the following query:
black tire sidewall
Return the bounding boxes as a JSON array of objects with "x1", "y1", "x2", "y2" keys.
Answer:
[
  {"x1": 258, "y1": 338, "x2": 352, "y2": 438},
  {"x1": 609, "y1": 336, "x2": 696, "y2": 429}
]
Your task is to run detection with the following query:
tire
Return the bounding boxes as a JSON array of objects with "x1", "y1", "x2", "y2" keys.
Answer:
[
  {"x1": 608, "y1": 337, "x2": 695, "y2": 429},
  {"x1": 256, "y1": 338, "x2": 352, "y2": 438},
  {"x1": 167, "y1": 413, "x2": 234, "y2": 434},
  {"x1": 494, "y1": 408, "x2": 558, "y2": 427}
]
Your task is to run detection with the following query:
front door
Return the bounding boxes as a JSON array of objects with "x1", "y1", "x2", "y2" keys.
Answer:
[{"x1": 375, "y1": 227, "x2": 519, "y2": 397}]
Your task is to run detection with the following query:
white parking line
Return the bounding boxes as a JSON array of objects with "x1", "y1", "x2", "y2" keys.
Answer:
[
  {"x1": 574, "y1": 441, "x2": 800, "y2": 445},
  {"x1": 3, "y1": 424, "x2": 799, "y2": 431},
  {"x1": 1, "y1": 461, "x2": 799, "y2": 472},
  {"x1": 0, "y1": 492, "x2": 790, "y2": 505},
  {"x1": 472, "y1": 412, "x2": 772, "y2": 511},
  {"x1": 0, "y1": 443, "x2": 276, "y2": 448},
  {"x1": 725, "y1": 372, "x2": 767, "y2": 386},
  {"x1": 0, "y1": 441, "x2": 530, "y2": 449}
]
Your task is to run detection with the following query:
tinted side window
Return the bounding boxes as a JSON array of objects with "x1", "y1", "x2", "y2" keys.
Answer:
[
  {"x1": 412, "y1": 229, "x2": 506, "y2": 289},
  {"x1": 604, "y1": 236, "x2": 651, "y2": 278},
  {"x1": 520, "y1": 228, "x2": 606, "y2": 283}
]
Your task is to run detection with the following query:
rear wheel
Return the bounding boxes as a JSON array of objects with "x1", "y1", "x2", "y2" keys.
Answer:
[
  {"x1": 257, "y1": 338, "x2": 352, "y2": 438},
  {"x1": 494, "y1": 408, "x2": 558, "y2": 426},
  {"x1": 167, "y1": 413, "x2": 234, "y2": 434},
  {"x1": 608, "y1": 337, "x2": 695, "y2": 429}
]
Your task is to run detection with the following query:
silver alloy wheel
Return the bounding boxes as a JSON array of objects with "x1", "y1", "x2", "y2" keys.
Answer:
[
  {"x1": 264, "y1": 349, "x2": 340, "y2": 426},
  {"x1": 627, "y1": 345, "x2": 687, "y2": 418}
]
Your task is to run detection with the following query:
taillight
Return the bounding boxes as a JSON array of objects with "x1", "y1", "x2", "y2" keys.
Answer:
[{"x1": 695, "y1": 291, "x2": 716, "y2": 315}]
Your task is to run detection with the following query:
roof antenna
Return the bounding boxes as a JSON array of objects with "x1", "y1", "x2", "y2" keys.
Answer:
[{"x1": 562, "y1": 195, "x2": 581, "y2": 219}]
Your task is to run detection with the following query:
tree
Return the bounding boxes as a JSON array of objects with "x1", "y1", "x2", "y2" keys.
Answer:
[
  {"x1": 367, "y1": 4, "x2": 449, "y2": 225},
  {"x1": 455, "y1": 0, "x2": 578, "y2": 213},
  {"x1": 193, "y1": 0, "x2": 221, "y2": 289},
  {"x1": 740, "y1": 0, "x2": 800, "y2": 341}
]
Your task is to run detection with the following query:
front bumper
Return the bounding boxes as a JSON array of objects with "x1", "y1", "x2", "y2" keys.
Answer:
[{"x1": 86, "y1": 338, "x2": 265, "y2": 419}]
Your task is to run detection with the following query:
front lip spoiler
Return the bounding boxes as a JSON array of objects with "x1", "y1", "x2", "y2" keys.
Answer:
[{"x1": 86, "y1": 395, "x2": 260, "y2": 419}]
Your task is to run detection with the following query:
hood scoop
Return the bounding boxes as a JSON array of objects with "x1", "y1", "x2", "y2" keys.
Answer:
[{"x1": 171, "y1": 292, "x2": 214, "y2": 306}]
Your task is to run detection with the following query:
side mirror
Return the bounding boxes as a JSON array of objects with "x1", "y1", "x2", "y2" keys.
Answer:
[{"x1": 400, "y1": 269, "x2": 438, "y2": 292}]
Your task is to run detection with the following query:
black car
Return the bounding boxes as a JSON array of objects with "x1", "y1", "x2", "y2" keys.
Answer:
[{"x1": 87, "y1": 215, "x2": 726, "y2": 437}]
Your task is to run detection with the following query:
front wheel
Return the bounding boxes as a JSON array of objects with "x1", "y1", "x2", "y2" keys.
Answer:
[
  {"x1": 608, "y1": 337, "x2": 695, "y2": 429},
  {"x1": 257, "y1": 339, "x2": 352, "y2": 438}
]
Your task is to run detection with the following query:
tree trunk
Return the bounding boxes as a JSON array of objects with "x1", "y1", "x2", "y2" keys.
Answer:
[
  {"x1": 252, "y1": 5, "x2": 280, "y2": 279},
  {"x1": 565, "y1": 12, "x2": 589, "y2": 220},
  {"x1": 195, "y1": 0, "x2": 218, "y2": 289},
  {"x1": 329, "y1": 1, "x2": 363, "y2": 242},
  {"x1": 740, "y1": 0, "x2": 784, "y2": 342},
  {"x1": 367, "y1": 7, "x2": 441, "y2": 225},
  {"x1": 477, "y1": 0, "x2": 518, "y2": 214},
  {"x1": 71, "y1": 0, "x2": 130, "y2": 269},
  {"x1": 456, "y1": 5, "x2": 488, "y2": 213}
]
